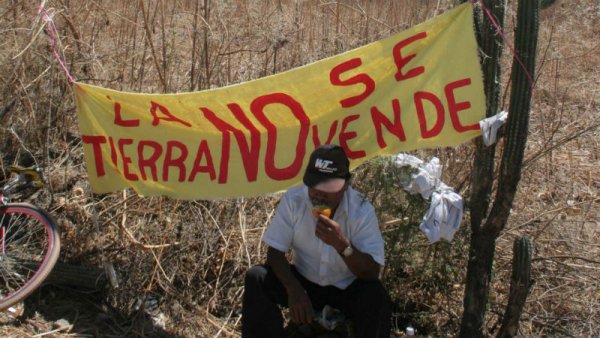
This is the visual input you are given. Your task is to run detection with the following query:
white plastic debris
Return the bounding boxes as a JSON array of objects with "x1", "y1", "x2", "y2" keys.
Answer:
[
  {"x1": 406, "y1": 325, "x2": 415, "y2": 336},
  {"x1": 103, "y1": 261, "x2": 119, "y2": 289},
  {"x1": 479, "y1": 110, "x2": 508, "y2": 146},
  {"x1": 419, "y1": 189, "x2": 464, "y2": 243},
  {"x1": 393, "y1": 154, "x2": 441, "y2": 199},
  {"x1": 316, "y1": 305, "x2": 345, "y2": 331},
  {"x1": 392, "y1": 154, "x2": 464, "y2": 243},
  {"x1": 393, "y1": 153, "x2": 424, "y2": 168},
  {"x1": 151, "y1": 312, "x2": 168, "y2": 330}
]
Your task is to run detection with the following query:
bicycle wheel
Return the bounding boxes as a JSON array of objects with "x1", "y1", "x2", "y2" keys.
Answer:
[{"x1": 0, "y1": 203, "x2": 60, "y2": 310}]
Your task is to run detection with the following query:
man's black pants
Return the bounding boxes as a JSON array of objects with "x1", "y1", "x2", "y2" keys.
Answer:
[{"x1": 242, "y1": 264, "x2": 391, "y2": 338}]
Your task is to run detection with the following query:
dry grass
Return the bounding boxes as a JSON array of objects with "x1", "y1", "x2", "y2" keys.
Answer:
[{"x1": 0, "y1": 0, "x2": 598, "y2": 337}]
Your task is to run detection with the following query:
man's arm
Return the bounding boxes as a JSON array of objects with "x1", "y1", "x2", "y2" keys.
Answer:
[
  {"x1": 266, "y1": 246, "x2": 314, "y2": 323},
  {"x1": 315, "y1": 215, "x2": 381, "y2": 280},
  {"x1": 338, "y1": 242, "x2": 381, "y2": 280}
]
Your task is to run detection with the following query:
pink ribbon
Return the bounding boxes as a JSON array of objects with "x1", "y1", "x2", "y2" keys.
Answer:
[
  {"x1": 38, "y1": 1, "x2": 75, "y2": 83},
  {"x1": 473, "y1": 0, "x2": 535, "y2": 89}
]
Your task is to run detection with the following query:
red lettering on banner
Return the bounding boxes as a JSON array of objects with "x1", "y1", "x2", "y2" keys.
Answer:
[
  {"x1": 370, "y1": 98, "x2": 406, "y2": 148},
  {"x1": 108, "y1": 136, "x2": 118, "y2": 168},
  {"x1": 117, "y1": 138, "x2": 138, "y2": 181},
  {"x1": 188, "y1": 140, "x2": 216, "y2": 181},
  {"x1": 201, "y1": 103, "x2": 261, "y2": 183},
  {"x1": 150, "y1": 101, "x2": 192, "y2": 127},
  {"x1": 138, "y1": 140, "x2": 163, "y2": 181},
  {"x1": 445, "y1": 78, "x2": 479, "y2": 132},
  {"x1": 82, "y1": 135, "x2": 107, "y2": 176},
  {"x1": 311, "y1": 120, "x2": 339, "y2": 148},
  {"x1": 330, "y1": 58, "x2": 376, "y2": 108},
  {"x1": 200, "y1": 108, "x2": 231, "y2": 183},
  {"x1": 339, "y1": 114, "x2": 366, "y2": 159},
  {"x1": 112, "y1": 100, "x2": 140, "y2": 127},
  {"x1": 393, "y1": 31, "x2": 427, "y2": 81},
  {"x1": 251, "y1": 93, "x2": 309, "y2": 181},
  {"x1": 228, "y1": 103, "x2": 261, "y2": 179},
  {"x1": 163, "y1": 141, "x2": 188, "y2": 182},
  {"x1": 415, "y1": 91, "x2": 445, "y2": 138}
]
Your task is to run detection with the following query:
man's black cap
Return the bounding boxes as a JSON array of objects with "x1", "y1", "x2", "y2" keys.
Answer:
[{"x1": 303, "y1": 144, "x2": 351, "y2": 188}]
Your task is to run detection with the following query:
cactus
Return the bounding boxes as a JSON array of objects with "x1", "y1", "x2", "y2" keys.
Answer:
[
  {"x1": 488, "y1": 0, "x2": 540, "y2": 237},
  {"x1": 460, "y1": 0, "x2": 507, "y2": 336},
  {"x1": 461, "y1": 1, "x2": 540, "y2": 337},
  {"x1": 541, "y1": 0, "x2": 557, "y2": 9},
  {"x1": 497, "y1": 237, "x2": 533, "y2": 338},
  {"x1": 470, "y1": 0, "x2": 506, "y2": 229}
]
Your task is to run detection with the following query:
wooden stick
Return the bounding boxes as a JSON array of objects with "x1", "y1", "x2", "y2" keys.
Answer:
[{"x1": 138, "y1": 0, "x2": 167, "y2": 92}]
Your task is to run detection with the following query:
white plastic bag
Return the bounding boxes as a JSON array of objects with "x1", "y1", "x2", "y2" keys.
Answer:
[
  {"x1": 479, "y1": 110, "x2": 508, "y2": 146},
  {"x1": 419, "y1": 190, "x2": 464, "y2": 243}
]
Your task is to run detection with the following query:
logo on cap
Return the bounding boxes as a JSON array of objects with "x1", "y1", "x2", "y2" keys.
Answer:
[
  {"x1": 303, "y1": 144, "x2": 350, "y2": 188},
  {"x1": 314, "y1": 158, "x2": 337, "y2": 173}
]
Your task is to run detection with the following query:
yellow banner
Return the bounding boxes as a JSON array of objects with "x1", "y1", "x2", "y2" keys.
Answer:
[{"x1": 75, "y1": 3, "x2": 484, "y2": 200}]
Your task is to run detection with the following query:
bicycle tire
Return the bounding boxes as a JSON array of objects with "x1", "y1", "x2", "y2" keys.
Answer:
[{"x1": 0, "y1": 203, "x2": 61, "y2": 311}]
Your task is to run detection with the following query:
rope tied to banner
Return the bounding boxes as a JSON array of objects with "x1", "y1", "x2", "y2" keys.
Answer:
[
  {"x1": 471, "y1": 0, "x2": 535, "y2": 90},
  {"x1": 38, "y1": 0, "x2": 532, "y2": 93},
  {"x1": 38, "y1": 0, "x2": 74, "y2": 84}
]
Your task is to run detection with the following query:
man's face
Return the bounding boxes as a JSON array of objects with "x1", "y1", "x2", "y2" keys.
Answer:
[{"x1": 307, "y1": 182, "x2": 347, "y2": 211}]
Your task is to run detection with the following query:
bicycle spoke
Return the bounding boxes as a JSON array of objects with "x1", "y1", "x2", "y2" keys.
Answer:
[
  {"x1": 0, "y1": 205, "x2": 58, "y2": 308},
  {"x1": 0, "y1": 260, "x2": 29, "y2": 294},
  {"x1": 3, "y1": 213, "x2": 48, "y2": 261}
]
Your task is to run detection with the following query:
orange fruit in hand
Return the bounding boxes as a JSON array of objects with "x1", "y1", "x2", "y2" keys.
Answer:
[{"x1": 312, "y1": 205, "x2": 332, "y2": 218}]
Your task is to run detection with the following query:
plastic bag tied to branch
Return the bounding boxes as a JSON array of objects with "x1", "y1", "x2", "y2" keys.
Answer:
[
  {"x1": 479, "y1": 110, "x2": 508, "y2": 146},
  {"x1": 392, "y1": 154, "x2": 464, "y2": 243}
]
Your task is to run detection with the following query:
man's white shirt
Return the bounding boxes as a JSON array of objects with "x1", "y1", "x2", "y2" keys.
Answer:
[{"x1": 263, "y1": 185, "x2": 384, "y2": 289}]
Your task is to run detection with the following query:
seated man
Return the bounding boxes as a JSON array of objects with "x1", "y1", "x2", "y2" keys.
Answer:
[{"x1": 242, "y1": 144, "x2": 391, "y2": 338}]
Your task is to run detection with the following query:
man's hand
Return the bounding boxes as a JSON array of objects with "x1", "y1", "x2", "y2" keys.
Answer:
[
  {"x1": 314, "y1": 216, "x2": 382, "y2": 280},
  {"x1": 266, "y1": 247, "x2": 316, "y2": 324},
  {"x1": 315, "y1": 214, "x2": 348, "y2": 253},
  {"x1": 287, "y1": 285, "x2": 314, "y2": 324}
]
